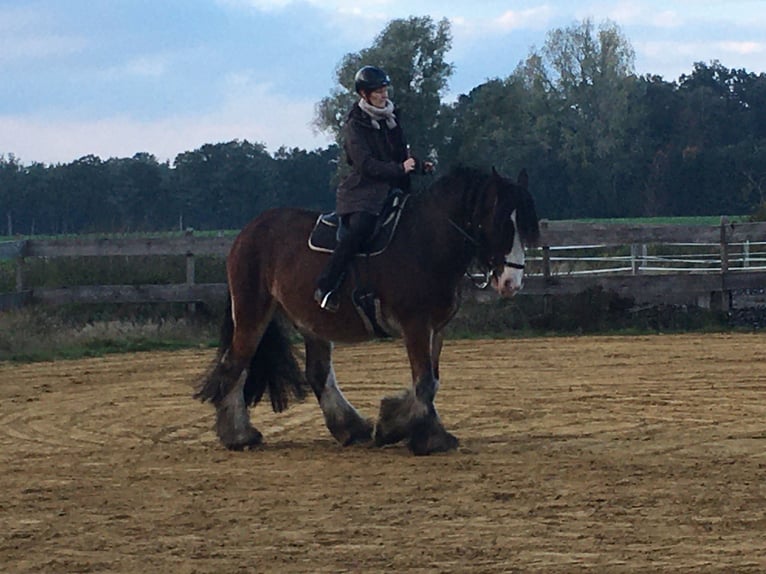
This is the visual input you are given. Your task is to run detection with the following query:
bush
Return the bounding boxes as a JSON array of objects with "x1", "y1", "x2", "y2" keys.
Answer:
[
  {"x1": 447, "y1": 286, "x2": 728, "y2": 337},
  {"x1": 0, "y1": 303, "x2": 222, "y2": 362}
]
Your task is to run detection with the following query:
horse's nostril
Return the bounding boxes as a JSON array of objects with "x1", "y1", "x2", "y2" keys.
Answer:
[{"x1": 503, "y1": 279, "x2": 522, "y2": 294}]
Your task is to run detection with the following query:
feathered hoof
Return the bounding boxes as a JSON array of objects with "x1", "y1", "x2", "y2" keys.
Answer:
[
  {"x1": 342, "y1": 417, "x2": 374, "y2": 446},
  {"x1": 372, "y1": 390, "x2": 424, "y2": 447},
  {"x1": 220, "y1": 426, "x2": 264, "y2": 451},
  {"x1": 409, "y1": 418, "x2": 459, "y2": 456}
]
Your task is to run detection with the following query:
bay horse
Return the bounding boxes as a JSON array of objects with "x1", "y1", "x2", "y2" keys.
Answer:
[{"x1": 195, "y1": 166, "x2": 539, "y2": 455}]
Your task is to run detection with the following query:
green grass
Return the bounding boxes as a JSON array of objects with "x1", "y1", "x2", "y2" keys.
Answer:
[
  {"x1": 0, "y1": 220, "x2": 748, "y2": 363},
  {"x1": 564, "y1": 215, "x2": 748, "y2": 225},
  {"x1": 0, "y1": 305, "x2": 220, "y2": 363},
  {"x1": 0, "y1": 229, "x2": 241, "y2": 241}
]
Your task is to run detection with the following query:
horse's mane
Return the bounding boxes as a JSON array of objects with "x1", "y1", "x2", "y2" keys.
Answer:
[
  {"x1": 427, "y1": 165, "x2": 488, "y2": 194},
  {"x1": 421, "y1": 165, "x2": 540, "y2": 247},
  {"x1": 416, "y1": 165, "x2": 488, "y2": 211}
]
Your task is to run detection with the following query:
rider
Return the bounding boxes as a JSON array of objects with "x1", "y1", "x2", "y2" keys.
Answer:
[{"x1": 314, "y1": 65, "x2": 432, "y2": 312}]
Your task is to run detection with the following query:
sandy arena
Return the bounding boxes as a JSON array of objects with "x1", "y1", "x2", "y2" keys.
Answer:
[{"x1": 1, "y1": 333, "x2": 765, "y2": 573}]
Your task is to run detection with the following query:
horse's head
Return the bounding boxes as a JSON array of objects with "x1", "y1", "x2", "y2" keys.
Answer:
[{"x1": 476, "y1": 167, "x2": 540, "y2": 297}]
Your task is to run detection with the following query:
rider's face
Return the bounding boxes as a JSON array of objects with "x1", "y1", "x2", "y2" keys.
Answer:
[{"x1": 366, "y1": 86, "x2": 389, "y2": 108}]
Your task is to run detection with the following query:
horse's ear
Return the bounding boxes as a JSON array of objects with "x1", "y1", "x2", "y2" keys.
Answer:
[{"x1": 517, "y1": 168, "x2": 528, "y2": 189}]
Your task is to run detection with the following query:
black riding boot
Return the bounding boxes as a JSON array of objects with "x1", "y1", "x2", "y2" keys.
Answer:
[{"x1": 314, "y1": 212, "x2": 377, "y2": 312}]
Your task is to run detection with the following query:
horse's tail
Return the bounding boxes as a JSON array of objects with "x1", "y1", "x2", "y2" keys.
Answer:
[
  {"x1": 217, "y1": 291, "x2": 235, "y2": 360},
  {"x1": 195, "y1": 294, "x2": 307, "y2": 411},
  {"x1": 243, "y1": 314, "x2": 308, "y2": 413},
  {"x1": 194, "y1": 291, "x2": 236, "y2": 403}
]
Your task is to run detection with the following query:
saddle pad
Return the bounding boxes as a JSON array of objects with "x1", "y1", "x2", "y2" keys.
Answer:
[{"x1": 307, "y1": 194, "x2": 409, "y2": 257}]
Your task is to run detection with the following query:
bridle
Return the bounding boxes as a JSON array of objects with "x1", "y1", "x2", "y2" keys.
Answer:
[
  {"x1": 502, "y1": 259, "x2": 525, "y2": 270},
  {"x1": 447, "y1": 217, "x2": 525, "y2": 289}
]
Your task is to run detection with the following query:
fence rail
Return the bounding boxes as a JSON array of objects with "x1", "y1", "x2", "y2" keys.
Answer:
[{"x1": 2, "y1": 218, "x2": 766, "y2": 311}]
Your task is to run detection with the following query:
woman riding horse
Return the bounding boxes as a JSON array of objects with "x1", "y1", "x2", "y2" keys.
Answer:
[
  {"x1": 314, "y1": 65, "x2": 432, "y2": 312},
  {"x1": 195, "y1": 164, "x2": 539, "y2": 456}
]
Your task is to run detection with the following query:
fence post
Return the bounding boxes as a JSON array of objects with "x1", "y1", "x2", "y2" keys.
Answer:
[
  {"x1": 15, "y1": 254, "x2": 25, "y2": 293},
  {"x1": 629, "y1": 244, "x2": 648, "y2": 275},
  {"x1": 185, "y1": 230, "x2": 196, "y2": 313},
  {"x1": 540, "y1": 220, "x2": 552, "y2": 317},
  {"x1": 743, "y1": 240, "x2": 750, "y2": 268},
  {"x1": 630, "y1": 244, "x2": 639, "y2": 275},
  {"x1": 719, "y1": 216, "x2": 730, "y2": 311},
  {"x1": 15, "y1": 240, "x2": 27, "y2": 295}
]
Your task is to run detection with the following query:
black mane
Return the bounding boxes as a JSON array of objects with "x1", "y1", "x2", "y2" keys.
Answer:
[{"x1": 425, "y1": 165, "x2": 540, "y2": 247}]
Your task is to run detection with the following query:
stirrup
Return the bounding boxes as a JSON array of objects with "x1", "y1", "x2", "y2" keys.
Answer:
[{"x1": 314, "y1": 288, "x2": 340, "y2": 313}]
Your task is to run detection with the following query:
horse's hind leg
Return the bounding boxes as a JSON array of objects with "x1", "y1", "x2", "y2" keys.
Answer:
[
  {"x1": 214, "y1": 359, "x2": 263, "y2": 450},
  {"x1": 197, "y1": 296, "x2": 273, "y2": 450},
  {"x1": 304, "y1": 335, "x2": 373, "y2": 446}
]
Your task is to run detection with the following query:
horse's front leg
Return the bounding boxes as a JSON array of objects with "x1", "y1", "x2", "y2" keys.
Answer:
[
  {"x1": 374, "y1": 325, "x2": 458, "y2": 454},
  {"x1": 304, "y1": 335, "x2": 373, "y2": 446}
]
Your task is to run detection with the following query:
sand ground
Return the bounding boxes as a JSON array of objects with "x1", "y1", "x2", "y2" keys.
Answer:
[{"x1": 1, "y1": 333, "x2": 765, "y2": 573}]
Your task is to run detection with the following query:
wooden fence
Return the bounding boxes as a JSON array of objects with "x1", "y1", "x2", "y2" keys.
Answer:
[{"x1": 2, "y1": 218, "x2": 766, "y2": 312}]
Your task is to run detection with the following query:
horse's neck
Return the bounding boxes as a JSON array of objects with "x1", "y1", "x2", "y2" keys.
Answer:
[{"x1": 405, "y1": 183, "x2": 476, "y2": 273}]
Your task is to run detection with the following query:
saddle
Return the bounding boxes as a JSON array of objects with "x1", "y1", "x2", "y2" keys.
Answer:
[
  {"x1": 308, "y1": 190, "x2": 408, "y2": 339},
  {"x1": 307, "y1": 190, "x2": 408, "y2": 256}
]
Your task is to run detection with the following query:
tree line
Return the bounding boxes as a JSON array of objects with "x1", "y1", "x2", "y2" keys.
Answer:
[{"x1": 2, "y1": 17, "x2": 766, "y2": 236}]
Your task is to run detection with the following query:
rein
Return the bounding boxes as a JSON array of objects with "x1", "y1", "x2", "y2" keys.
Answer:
[
  {"x1": 447, "y1": 217, "x2": 480, "y2": 247},
  {"x1": 446, "y1": 217, "x2": 525, "y2": 289},
  {"x1": 440, "y1": 169, "x2": 527, "y2": 289},
  {"x1": 446, "y1": 216, "x2": 527, "y2": 271}
]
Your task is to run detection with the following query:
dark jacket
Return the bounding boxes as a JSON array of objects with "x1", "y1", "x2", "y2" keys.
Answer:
[{"x1": 336, "y1": 102, "x2": 411, "y2": 216}]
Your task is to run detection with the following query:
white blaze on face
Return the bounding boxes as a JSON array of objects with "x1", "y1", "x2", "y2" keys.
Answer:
[{"x1": 493, "y1": 210, "x2": 525, "y2": 297}]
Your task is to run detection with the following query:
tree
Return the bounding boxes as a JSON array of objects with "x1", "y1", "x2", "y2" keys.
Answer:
[
  {"x1": 434, "y1": 78, "x2": 568, "y2": 217},
  {"x1": 314, "y1": 16, "x2": 453, "y2": 161},
  {"x1": 514, "y1": 19, "x2": 637, "y2": 216},
  {"x1": 104, "y1": 154, "x2": 172, "y2": 231},
  {"x1": 172, "y1": 140, "x2": 278, "y2": 230},
  {"x1": 273, "y1": 145, "x2": 339, "y2": 211},
  {"x1": 0, "y1": 155, "x2": 22, "y2": 235}
]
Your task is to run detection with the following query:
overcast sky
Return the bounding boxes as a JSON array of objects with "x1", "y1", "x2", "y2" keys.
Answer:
[{"x1": 2, "y1": 0, "x2": 765, "y2": 165}]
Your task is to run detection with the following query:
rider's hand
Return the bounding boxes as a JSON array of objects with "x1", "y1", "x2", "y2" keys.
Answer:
[
  {"x1": 403, "y1": 157, "x2": 417, "y2": 173},
  {"x1": 423, "y1": 161, "x2": 435, "y2": 173}
]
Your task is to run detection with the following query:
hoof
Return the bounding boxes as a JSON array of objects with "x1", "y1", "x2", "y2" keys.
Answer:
[
  {"x1": 409, "y1": 418, "x2": 459, "y2": 456},
  {"x1": 220, "y1": 427, "x2": 263, "y2": 451},
  {"x1": 373, "y1": 423, "x2": 409, "y2": 447},
  {"x1": 373, "y1": 390, "x2": 425, "y2": 447},
  {"x1": 333, "y1": 417, "x2": 374, "y2": 446},
  {"x1": 324, "y1": 405, "x2": 374, "y2": 446}
]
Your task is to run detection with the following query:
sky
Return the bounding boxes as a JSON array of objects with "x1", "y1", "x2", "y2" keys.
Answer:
[{"x1": 1, "y1": 0, "x2": 765, "y2": 165}]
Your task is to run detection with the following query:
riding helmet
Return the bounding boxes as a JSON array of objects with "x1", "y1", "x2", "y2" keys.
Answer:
[{"x1": 354, "y1": 66, "x2": 391, "y2": 94}]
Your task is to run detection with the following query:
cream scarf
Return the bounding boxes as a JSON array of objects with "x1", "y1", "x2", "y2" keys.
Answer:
[{"x1": 358, "y1": 98, "x2": 397, "y2": 130}]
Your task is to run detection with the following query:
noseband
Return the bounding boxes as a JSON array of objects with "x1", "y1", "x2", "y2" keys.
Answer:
[
  {"x1": 502, "y1": 258, "x2": 525, "y2": 271},
  {"x1": 447, "y1": 217, "x2": 525, "y2": 289}
]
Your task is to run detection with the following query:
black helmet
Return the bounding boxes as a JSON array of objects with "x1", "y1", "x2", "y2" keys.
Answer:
[{"x1": 354, "y1": 66, "x2": 391, "y2": 94}]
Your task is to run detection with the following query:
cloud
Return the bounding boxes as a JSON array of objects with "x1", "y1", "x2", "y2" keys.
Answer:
[
  {"x1": 590, "y1": 2, "x2": 682, "y2": 28},
  {"x1": 217, "y1": 0, "x2": 392, "y2": 10},
  {"x1": 718, "y1": 41, "x2": 765, "y2": 56},
  {"x1": 0, "y1": 34, "x2": 86, "y2": 63},
  {"x1": 451, "y1": 6, "x2": 554, "y2": 38},
  {"x1": 121, "y1": 55, "x2": 170, "y2": 78},
  {"x1": 215, "y1": 0, "x2": 292, "y2": 11},
  {"x1": 0, "y1": 5, "x2": 86, "y2": 63},
  {"x1": 0, "y1": 78, "x2": 333, "y2": 165},
  {"x1": 494, "y1": 6, "x2": 556, "y2": 31},
  {"x1": 634, "y1": 38, "x2": 766, "y2": 79}
]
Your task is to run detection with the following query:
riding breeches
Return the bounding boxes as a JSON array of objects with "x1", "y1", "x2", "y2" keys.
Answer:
[{"x1": 315, "y1": 211, "x2": 377, "y2": 293}]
